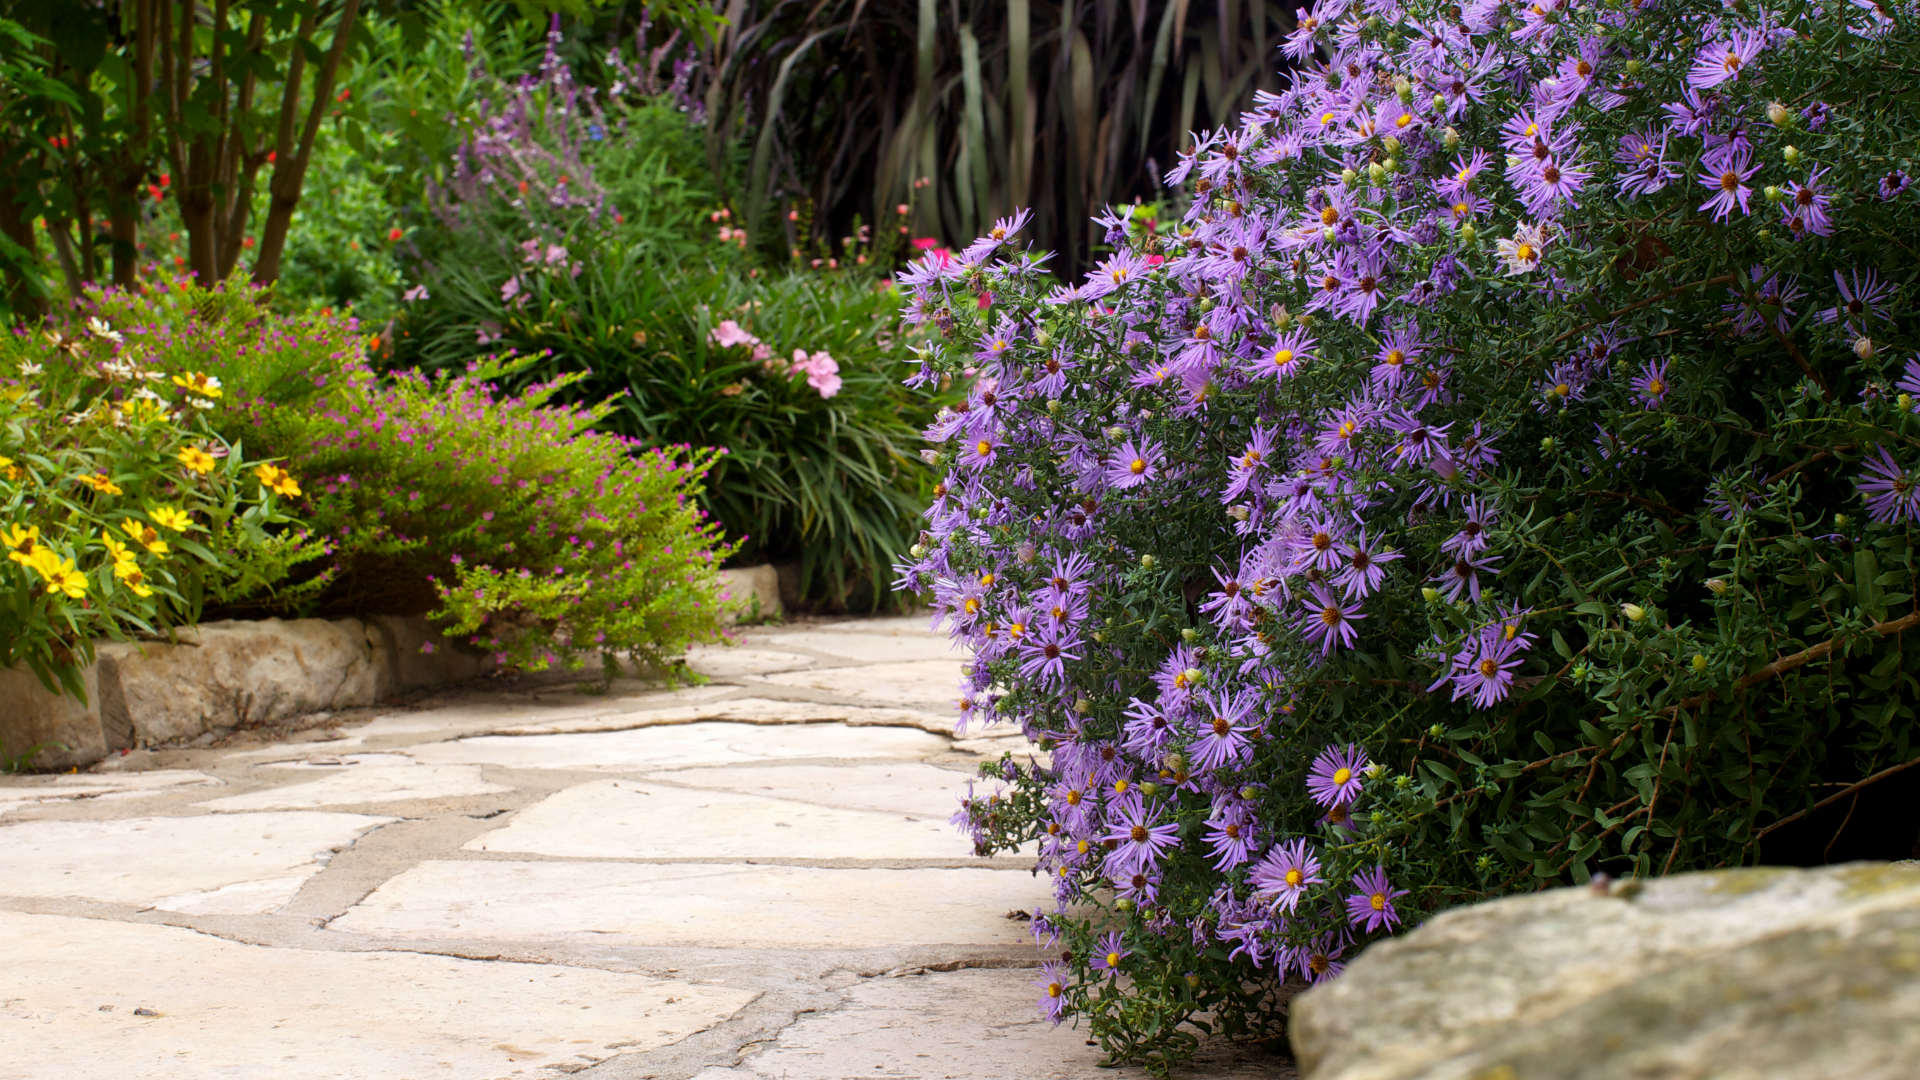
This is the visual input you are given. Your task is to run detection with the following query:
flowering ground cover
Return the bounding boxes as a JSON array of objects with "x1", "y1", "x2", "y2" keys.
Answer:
[{"x1": 895, "y1": 0, "x2": 1920, "y2": 1069}]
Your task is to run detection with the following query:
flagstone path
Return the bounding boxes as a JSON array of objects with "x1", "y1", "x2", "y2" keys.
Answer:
[{"x1": 0, "y1": 616, "x2": 1290, "y2": 1080}]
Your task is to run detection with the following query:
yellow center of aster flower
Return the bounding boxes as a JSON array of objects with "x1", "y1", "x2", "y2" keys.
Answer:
[
  {"x1": 1332, "y1": 767, "x2": 1352, "y2": 786},
  {"x1": 1551, "y1": 382, "x2": 1570, "y2": 397},
  {"x1": 1113, "y1": 779, "x2": 1129, "y2": 794},
  {"x1": 1047, "y1": 982, "x2": 1063, "y2": 998},
  {"x1": 1371, "y1": 892, "x2": 1387, "y2": 911},
  {"x1": 1395, "y1": 113, "x2": 1412, "y2": 128},
  {"x1": 1066, "y1": 788, "x2": 1083, "y2": 806},
  {"x1": 1320, "y1": 206, "x2": 1339, "y2": 225},
  {"x1": 1647, "y1": 376, "x2": 1666, "y2": 395},
  {"x1": 1130, "y1": 825, "x2": 1147, "y2": 842},
  {"x1": 1285, "y1": 868, "x2": 1304, "y2": 887},
  {"x1": 1319, "y1": 111, "x2": 1336, "y2": 126},
  {"x1": 1720, "y1": 171, "x2": 1739, "y2": 192},
  {"x1": 979, "y1": 572, "x2": 994, "y2": 587},
  {"x1": 1107, "y1": 951, "x2": 1122, "y2": 968},
  {"x1": 963, "y1": 597, "x2": 980, "y2": 615},
  {"x1": 1320, "y1": 605, "x2": 1342, "y2": 626},
  {"x1": 1515, "y1": 242, "x2": 1535, "y2": 262},
  {"x1": 1387, "y1": 349, "x2": 1406, "y2": 366},
  {"x1": 1008, "y1": 621, "x2": 1026, "y2": 639},
  {"x1": 1273, "y1": 348, "x2": 1294, "y2": 367},
  {"x1": 976, "y1": 439, "x2": 992, "y2": 457},
  {"x1": 1075, "y1": 839, "x2": 1090, "y2": 855},
  {"x1": 1479, "y1": 658, "x2": 1499, "y2": 677},
  {"x1": 1129, "y1": 458, "x2": 1147, "y2": 475}
]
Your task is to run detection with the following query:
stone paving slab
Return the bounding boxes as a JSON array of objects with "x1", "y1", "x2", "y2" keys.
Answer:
[
  {"x1": 494, "y1": 696, "x2": 958, "y2": 737},
  {"x1": 465, "y1": 779, "x2": 972, "y2": 860},
  {"x1": 199, "y1": 761, "x2": 511, "y2": 812},
  {"x1": 0, "y1": 812, "x2": 393, "y2": 910},
  {"x1": 402, "y1": 721, "x2": 948, "y2": 770},
  {"x1": 0, "y1": 910, "x2": 754, "y2": 1080},
  {"x1": 0, "y1": 615, "x2": 1284, "y2": 1078},
  {"x1": 689, "y1": 968, "x2": 1292, "y2": 1080},
  {"x1": 640, "y1": 761, "x2": 988, "y2": 820},
  {"x1": 334, "y1": 860, "x2": 1051, "y2": 948},
  {"x1": 756, "y1": 659, "x2": 965, "y2": 708}
]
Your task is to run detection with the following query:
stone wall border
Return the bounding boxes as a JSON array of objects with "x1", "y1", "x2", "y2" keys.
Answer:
[{"x1": 0, "y1": 614, "x2": 490, "y2": 771}]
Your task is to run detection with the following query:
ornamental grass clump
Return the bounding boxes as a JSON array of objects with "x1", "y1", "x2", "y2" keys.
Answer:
[{"x1": 895, "y1": 0, "x2": 1919, "y2": 1069}]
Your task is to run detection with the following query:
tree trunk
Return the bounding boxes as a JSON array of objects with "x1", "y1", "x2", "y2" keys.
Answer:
[
  {"x1": 252, "y1": 0, "x2": 361, "y2": 286},
  {"x1": 0, "y1": 172, "x2": 46, "y2": 319}
]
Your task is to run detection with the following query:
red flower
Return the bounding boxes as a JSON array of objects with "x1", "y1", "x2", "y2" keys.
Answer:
[
  {"x1": 267, "y1": 150, "x2": 277, "y2": 163},
  {"x1": 387, "y1": 227, "x2": 403, "y2": 242},
  {"x1": 336, "y1": 88, "x2": 350, "y2": 103},
  {"x1": 148, "y1": 184, "x2": 163, "y2": 201},
  {"x1": 158, "y1": 173, "x2": 170, "y2": 187}
]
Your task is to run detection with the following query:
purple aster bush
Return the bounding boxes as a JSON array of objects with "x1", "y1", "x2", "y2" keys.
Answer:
[{"x1": 898, "y1": 0, "x2": 1920, "y2": 1067}]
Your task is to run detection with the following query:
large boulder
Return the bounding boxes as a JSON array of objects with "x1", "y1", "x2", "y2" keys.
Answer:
[{"x1": 1290, "y1": 862, "x2": 1920, "y2": 1080}]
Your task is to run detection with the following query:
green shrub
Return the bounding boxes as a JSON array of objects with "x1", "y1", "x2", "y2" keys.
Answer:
[
  {"x1": 0, "y1": 314, "x2": 308, "y2": 700},
  {"x1": 275, "y1": 354, "x2": 738, "y2": 673},
  {"x1": 897, "y1": 0, "x2": 1920, "y2": 1070},
  {"x1": 390, "y1": 24, "x2": 940, "y2": 607}
]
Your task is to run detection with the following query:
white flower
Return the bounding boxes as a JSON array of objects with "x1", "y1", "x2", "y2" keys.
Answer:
[
  {"x1": 86, "y1": 316, "x2": 123, "y2": 344},
  {"x1": 1495, "y1": 222, "x2": 1549, "y2": 275},
  {"x1": 17, "y1": 360, "x2": 42, "y2": 376}
]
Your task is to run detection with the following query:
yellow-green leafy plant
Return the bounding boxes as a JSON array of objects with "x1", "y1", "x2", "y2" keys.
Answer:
[{"x1": 0, "y1": 316, "x2": 309, "y2": 704}]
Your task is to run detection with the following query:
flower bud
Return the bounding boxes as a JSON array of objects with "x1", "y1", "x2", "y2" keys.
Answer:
[
  {"x1": 1115, "y1": 897, "x2": 1135, "y2": 912},
  {"x1": 1421, "y1": 586, "x2": 1441, "y2": 603},
  {"x1": 1074, "y1": 697, "x2": 1092, "y2": 715},
  {"x1": 1239, "y1": 786, "x2": 1260, "y2": 800},
  {"x1": 1092, "y1": 630, "x2": 1107, "y2": 643},
  {"x1": 1035, "y1": 329, "x2": 1052, "y2": 348},
  {"x1": 1428, "y1": 723, "x2": 1446, "y2": 737},
  {"x1": 1854, "y1": 336, "x2": 1876, "y2": 360},
  {"x1": 909, "y1": 543, "x2": 927, "y2": 558},
  {"x1": 1783, "y1": 144, "x2": 1800, "y2": 164},
  {"x1": 1181, "y1": 667, "x2": 1203, "y2": 687},
  {"x1": 1016, "y1": 541, "x2": 1038, "y2": 564},
  {"x1": 1228, "y1": 504, "x2": 1250, "y2": 522},
  {"x1": 1105, "y1": 426, "x2": 1127, "y2": 440},
  {"x1": 1340, "y1": 167, "x2": 1359, "y2": 187},
  {"x1": 1540, "y1": 436, "x2": 1556, "y2": 452},
  {"x1": 1898, "y1": 393, "x2": 1914, "y2": 412},
  {"x1": 1384, "y1": 158, "x2": 1400, "y2": 175},
  {"x1": 1367, "y1": 162, "x2": 1388, "y2": 185},
  {"x1": 1383, "y1": 135, "x2": 1403, "y2": 156},
  {"x1": 1392, "y1": 76, "x2": 1412, "y2": 101},
  {"x1": 1835, "y1": 513, "x2": 1850, "y2": 527},
  {"x1": 1322, "y1": 225, "x2": 1338, "y2": 242},
  {"x1": 1763, "y1": 185, "x2": 1784, "y2": 204},
  {"x1": 1766, "y1": 101, "x2": 1791, "y2": 127},
  {"x1": 1705, "y1": 577, "x2": 1728, "y2": 595},
  {"x1": 1139, "y1": 781, "x2": 1160, "y2": 796},
  {"x1": 1621, "y1": 602, "x2": 1647, "y2": 623},
  {"x1": 1432, "y1": 93, "x2": 1447, "y2": 111},
  {"x1": 1046, "y1": 398, "x2": 1063, "y2": 415},
  {"x1": 1180, "y1": 627, "x2": 1200, "y2": 644},
  {"x1": 1691, "y1": 653, "x2": 1708, "y2": 672},
  {"x1": 1163, "y1": 752, "x2": 1185, "y2": 773},
  {"x1": 1140, "y1": 553, "x2": 1156, "y2": 569},
  {"x1": 1459, "y1": 223, "x2": 1477, "y2": 244},
  {"x1": 1443, "y1": 126, "x2": 1461, "y2": 150}
]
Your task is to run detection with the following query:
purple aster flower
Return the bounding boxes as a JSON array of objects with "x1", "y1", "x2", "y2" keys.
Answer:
[
  {"x1": 1249, "y1": 837, "x2": 1324, "y2": 913},
  {"x1": 1632, "y1": 359, "x2": 1672, "y2": 409},
  {"x1": 1857, "y1": 445, "x2": 1920, "y2": 524},
  {"x1": 1035, "y1": 961, "x2": 1069, "y2": 1023},
  {"x1": 1093, "y1": 931, "x2": 1129, "y2": 979},
  {"x1": 1333, "y1": 530, "x2": 1401, "y2": 600},
  {"x1": 1295, "y1": 929, "x2": 1351, "y2": 984},
  {"x1": 1819, "y1": 268, "x2": 1895, "y2": 333},
  {"x1": 1781, "y1": 167, "x2": 1834, "y2": 239},
  {"x1": 1344, "y1": 865, "x2": 1408, "y2": 932},
  {"x1": 1895, "y1": 357, "x2": 1920, "y2": 410},
  {"x1": 1191, "y1": 687, "x2": 1257, "y2": 772},
  {"x1": 1259, "y1": 327, "x2": 1317, "y2": 381},
  {"x1": 1724, "y1": 265, "x2": 1803, "y2": 337},
  {"x1": 1433, "y1": 625, "x2": 1528, "y2": 708},
  {"x1": 1298, "y1": 583, "x2": 1365, "y2": 654},
  {"x1": 1103, "y1": 800, "x2": 1183, "y2": 879},
  {"x1": 1306, "y1": 743, "x2": 1369, "y2": 808},
  {"x1": 1106, "y1": 437, "x2": 1165, "y2": 490},
  {"x1": 1441, "y1": 497, "x2": 1498, "y2": 558},
  {"x1": 1614, "y1": 129, "x2": 1678, "y2": 198},
  {"x1": 1015, "y1": 622, "x2": 1082, "y2": 688},
  {"x1": 1433, "y1": 552, "x2": 1499, "y2": 602},
  {"x1": 1203, "y1": 808, "x2": 1258, "y2": 871},
  {"x1": 1697, "y1": 144, "x2": 1758, "y2": 222},
  {"x1": 1688, "y1": 31, "x2": 1766, "y2": 90},
  {"x1": 1879, "y1": 169, "x2": 1911, "y2": 202}
]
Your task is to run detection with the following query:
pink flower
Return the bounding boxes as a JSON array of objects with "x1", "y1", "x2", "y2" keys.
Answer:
[{"x1": 709, "y1": 319, "x2": 758, "y2": 349}]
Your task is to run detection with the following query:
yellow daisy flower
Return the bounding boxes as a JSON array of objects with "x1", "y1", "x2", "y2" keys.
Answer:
[
  {"x1": 111, "y1": 557, "x2": 153, "y2": 598},
  {"x1": 78, "y1": 472, "x2": 123, "y2": 495},
  {"x1": 170, "y1": 371, "x2": 223, "y2": 399},
  {"x1": 148, "y1": 505, "x2": 193, "y2": 532},
  {"x1": 122, "y1": 519, "x2": 170, "y2": 556},
  {"x1": 102, "y1": 531, "x2": 138, "y2": 566},
  {"x1": 177, "y1": 446, "x2": 217, "y2": 475},
  {"x1": 254, "y1": 463, "x2": 302, "y2": 498},
  {"x1": 3, "y1": 523, "x2": 40, "y2": 564},
  {"x1": 28, "y1": 549, "x2": 87, "y2": 599},
  {"x1": 0, "y1": 454, "x2": 19, "y2": 482}
]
